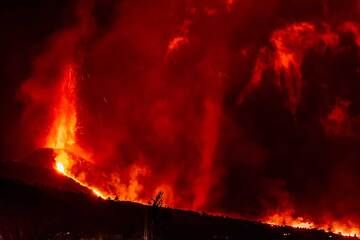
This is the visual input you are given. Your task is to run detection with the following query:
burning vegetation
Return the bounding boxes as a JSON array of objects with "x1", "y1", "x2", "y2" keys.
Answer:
[{"x1": 0, "y1": 0, "x2": 359, "y2": 237}]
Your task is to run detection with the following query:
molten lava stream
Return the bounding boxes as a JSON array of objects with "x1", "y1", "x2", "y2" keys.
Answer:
[
  {"x1": 53, "y1": 150, "x2": 107, "y2": 199},
  {"x1": 264, "y1": 212, "x2": 360, "y2": 237},
  {"x1": 46, "y1": 64, "x2": 107, "y2": 200}
]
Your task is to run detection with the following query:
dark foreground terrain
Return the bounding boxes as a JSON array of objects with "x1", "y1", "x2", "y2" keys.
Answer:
[{"x1": 0, "y1": 157, "x2": 358, "y2": 240}]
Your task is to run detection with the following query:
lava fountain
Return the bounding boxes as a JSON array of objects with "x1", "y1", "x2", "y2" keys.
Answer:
[{"x1": 45, "y1": 63, "x2": 107, "y2": 199}]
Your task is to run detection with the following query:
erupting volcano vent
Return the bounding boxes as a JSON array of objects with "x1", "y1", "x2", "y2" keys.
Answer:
[
  {"x1": 46, "y1": 63, "x2": 107, "y2": 199},
  {"x1": 5, "y1": 0, "x2": 360, "y2": 237}
]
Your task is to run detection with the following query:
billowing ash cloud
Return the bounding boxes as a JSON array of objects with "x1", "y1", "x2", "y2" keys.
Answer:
[{"x1": 3, "y1": 0, "x2": 360, "y2": 232}]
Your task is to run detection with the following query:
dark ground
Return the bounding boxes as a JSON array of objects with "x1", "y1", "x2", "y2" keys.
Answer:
[{"x1": 0, "y1": 155, "x2": 357, "y2": 240}]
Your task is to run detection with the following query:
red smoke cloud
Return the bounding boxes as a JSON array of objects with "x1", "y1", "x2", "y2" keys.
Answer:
[{"x1": 14, "y1": 0, "x2": 360, "y2": 236}]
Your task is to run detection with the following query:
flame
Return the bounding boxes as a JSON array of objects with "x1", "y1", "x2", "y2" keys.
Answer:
[
  {"x1": 46, "y1": 64, "x2": 108, "y2": 200},
  {"x1": 323, "y1": 221, "x2": 360, "y2": 237},
  {"x1": 264, "y1": 211, "x2": 360, "y2": 237},
  {"x1": 46, "y1": 64, "x2": 147, "y2": 201},
  {"x1": 46, "y1": 65, "x2": 77, "y2": 150},
  {"x1": 265, "y1": 211, "x2": 315, "y2": 229}
]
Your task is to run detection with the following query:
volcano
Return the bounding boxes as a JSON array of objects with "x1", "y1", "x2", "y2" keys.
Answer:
[
  {"x1": 0, "y1": 157, "x2": 358, "y2": 239},
  {"x1": 1, "y1": 0, "x2": 360, "y2": 238}
]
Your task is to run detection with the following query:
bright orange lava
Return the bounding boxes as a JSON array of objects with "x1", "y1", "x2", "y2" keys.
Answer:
[
  {"x1": 265, "y1": 212, "x2": 360, "y2": 237},
  {"x1": 53, "y1": 150, "x2": 107, "y2": 199},
  {"x1": 47, "y1": 64, "x2": 108, "y2": 200},
  {"x1": 55, "y1": 161, "x2": 65, "y2": 174}
]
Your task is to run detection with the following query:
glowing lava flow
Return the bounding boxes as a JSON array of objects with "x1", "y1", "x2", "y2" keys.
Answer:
[
  {"x1": 264, "y1": 212, "x2": 360, "y2": 237},
  {"x1": 46, "y1": 64, "x2": 107, "y2": 200}
]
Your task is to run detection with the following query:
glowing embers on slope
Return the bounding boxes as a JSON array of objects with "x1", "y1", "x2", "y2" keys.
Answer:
[
  {"x1": 265, "y1": 211, "x2": 314, "y2": 229},
  {"x1": 53, "y1": 149, "x2": 107, "y2": 199},
  {"x1": 264, "y1": 211, "x2": 360, "y2": 237},
  {"x1": 321, "y1": 221, "x2": 360, "y2": 237}
]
